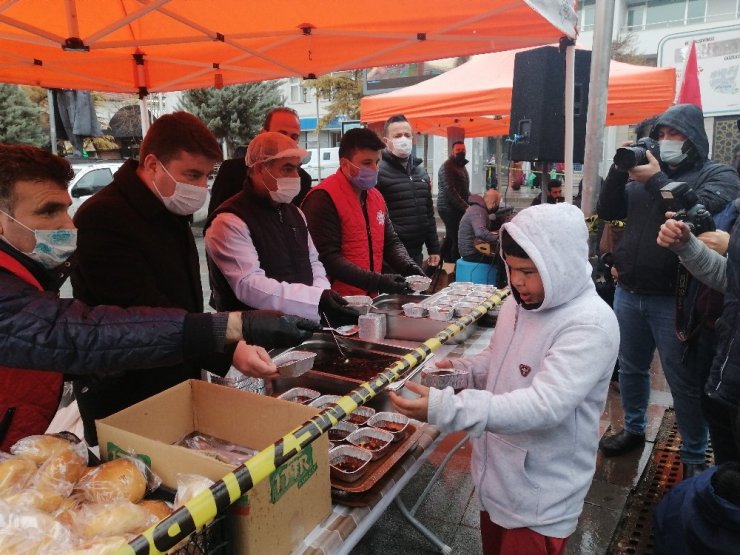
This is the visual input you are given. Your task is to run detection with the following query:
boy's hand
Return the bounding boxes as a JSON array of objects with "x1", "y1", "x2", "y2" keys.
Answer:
[
  {"x1": 657, "y1": 218, "x2": 691, "y2": 249},
  {"x1": 389, "y1": 381, "x2": 431, "y2": 422},
  {"x1": 232, "y1": 341, "x2": 279, "y2": 379}
]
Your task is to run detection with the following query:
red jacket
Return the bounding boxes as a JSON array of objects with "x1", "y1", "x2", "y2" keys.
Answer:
[
  {"x1": 312, "y1": 172, "x2": 386, "y2": 296},
  {"x1": 0, "y1": 251, "x2": 63, "y2": 451}
]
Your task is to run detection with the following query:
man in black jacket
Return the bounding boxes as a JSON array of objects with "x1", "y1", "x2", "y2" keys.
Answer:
[
  {"x1": 376, "y1": 115, "x2": 440, "y2": 269},
  {"x1": 71, "y1": 113, "x2": 318, "y2": 445},
  {"x1": 597, "y1": 104, "x2": 740, "y2": 478},
  {"x1": 437, "y1": 140, "x2": 471, "y2": 263},
  {"x1": 208, "y1": 107, "x2": 312, "y2": 214}
]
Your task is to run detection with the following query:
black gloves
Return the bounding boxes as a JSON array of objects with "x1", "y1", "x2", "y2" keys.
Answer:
[
  {"x1": 241, "y1": 310, "x2": 320, "y2": 349},
  {"x1": 377, "y1": 273, "x2": 410, "y2": 294},
  {"x1": 406, "y1": 265, "x2": 426, "y2": 277},
  {"x1": 318, "y1": 290, "x2": 360, "y2": 327}
]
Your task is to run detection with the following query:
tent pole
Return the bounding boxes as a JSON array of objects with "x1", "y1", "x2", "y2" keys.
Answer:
[
  {"x1": 47, "y1": 89, "x2": 57, "y2": 155},
  {"x1": 139, "y1": 96, "x2": 150, "y2": 138},
  {"x1": 581, "y1": 0, "x2": 615, "y2": 215},
  {"x1": 563, "y1": 43, "x2": 575, "y2": 204}
]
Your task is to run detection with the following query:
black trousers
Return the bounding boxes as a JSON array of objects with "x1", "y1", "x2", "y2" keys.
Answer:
[{"x1": 439, "y1": 210, "x2": 463, "y2": 263}]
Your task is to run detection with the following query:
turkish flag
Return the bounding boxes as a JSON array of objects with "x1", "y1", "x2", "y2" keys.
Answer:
[{"x1": 676, "y1": 41, "x2": 702, "y2": 108}]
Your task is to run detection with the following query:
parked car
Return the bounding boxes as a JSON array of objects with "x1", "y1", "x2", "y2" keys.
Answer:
[
  {"x1": 68, "y1": 160, "x2": 124, "y2": 217},
  {"x1": 302, "y1": 147, "x2": 339, "y2": 183}
]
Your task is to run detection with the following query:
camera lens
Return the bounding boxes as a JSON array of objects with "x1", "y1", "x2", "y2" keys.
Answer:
[{"x1": 614, "y1": 146, "x2": 646, "y2": 171}]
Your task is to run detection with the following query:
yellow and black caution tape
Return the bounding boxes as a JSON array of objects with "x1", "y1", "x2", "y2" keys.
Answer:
[
  {"x1": 117, "y1": 288, "x2": 511, "y2": 555},
  {"x1": 584, "y1": 214, "x2": 626, "y2": 234}
]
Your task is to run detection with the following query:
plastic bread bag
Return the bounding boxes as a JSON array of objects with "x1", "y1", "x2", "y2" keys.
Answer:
[
  {"x1": 62, "y1": 500, "x2": 158, "y2": 539},
  {"x1": 61, "y1": 535, "x2": 129, "y2": 555},
  {"x1": 0, "y1": 500, "x2": 75, "y2": 553},
  {"x1": 10, "y1": 432, "x2": 86, "y2": 466},
  {"x1": 0, "y1": 454, "x2": 38, "y2": 495},
  {"x1": 179, "y1": 432, "x2": 258, "y2": 465},
  {"x1": 31, "y1": 446, "x2": 88, "y2": 501},
  {"x1": 76, "y1": 454, "x2": 161, "y2": 504},
  {"x1": 174, "y1": 473, "x2": 215, "y2": 509}
]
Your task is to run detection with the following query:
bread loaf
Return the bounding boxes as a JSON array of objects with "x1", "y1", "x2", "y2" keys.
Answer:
[
  {"x1": 10, "y1": 434, "x2": 77, "y2": 465},
  {"x1": 0, "y1": 457, "x2": 37, "y2": 494},
  {"x1": 77, "y1": 458, "x2": 147, "y2": 504}
]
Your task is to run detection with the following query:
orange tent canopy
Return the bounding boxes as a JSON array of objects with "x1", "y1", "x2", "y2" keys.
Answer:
[
  {"x1": 0, "y1": 1, "x2": 577, "y2": 93},
  {"x1": 360, "y1": 46, "x2": 676, "y2": 136}
]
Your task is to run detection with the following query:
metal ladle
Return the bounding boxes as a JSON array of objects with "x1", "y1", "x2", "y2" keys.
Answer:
[{"x1": 322, "y1": 312, "x2": 351, "y2": 364}]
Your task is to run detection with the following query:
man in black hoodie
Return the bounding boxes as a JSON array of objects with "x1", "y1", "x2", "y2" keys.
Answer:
[{"x1": 597, "y1": 104, "x2": 740, "y2": 478}]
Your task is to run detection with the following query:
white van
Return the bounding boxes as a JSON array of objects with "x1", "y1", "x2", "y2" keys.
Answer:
[
  {"x1": 302, "y1": 147, "x2": 339, "y2": 183},
  {"x1": 68, "y1": 161, "x2": 125, "y2": 217}
]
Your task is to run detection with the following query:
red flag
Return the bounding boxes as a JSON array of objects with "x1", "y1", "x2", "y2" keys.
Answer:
[{"x1": 676, "y1": 41, "x2": 702, "y2": 108}]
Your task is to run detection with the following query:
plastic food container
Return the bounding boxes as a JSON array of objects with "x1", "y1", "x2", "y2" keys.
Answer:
[
  {"x1": 367, "y1": 411, "x2": 409, "y2": 442},
  {"x1": 346, "y1": 406, "x2": 376, "y2": 426},
  {"x1": 277, "y1": 387, "x2": 321, "y2": 405},
  {"x1": 272, "y1": 350, "x2": 316, "y2": 378},
  {"x1": 327, "y1": 420, "x2": 358, "y2": 443},
  {"x1": 405, "y1": 275, "x2": 432, "y2": 293},
  {"x1": 402, "y1": 302, "x2": 428, "y2": 318},
  {"x1": 346, "y1": 427, "x2": 394, "y2": 460},
  {"x1": 421, "y1": 367, "x2": 470, "y2": 390},
  {"x1": 329, "y1": 445, "x2": 373, "y2": 483},
  {"x1": 343, "y1": 295, "x2": 373, "y2": 315}
]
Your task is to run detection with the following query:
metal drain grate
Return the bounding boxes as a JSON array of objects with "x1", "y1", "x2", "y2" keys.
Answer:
[{"x1": 607, "y1": 409, "x2": 714, "y2": 555}]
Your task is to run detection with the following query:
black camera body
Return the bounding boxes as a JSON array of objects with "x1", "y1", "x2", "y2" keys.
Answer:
[
  {"x1": 660, "y1": 181, "x2": 716, "y2": 236},
  {"x1": 613, "y1": 137, "x2": 661, "y2": 171}
]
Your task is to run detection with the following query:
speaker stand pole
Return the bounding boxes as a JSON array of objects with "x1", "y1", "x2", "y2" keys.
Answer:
[
  {"x1": 563, "y1": 41, "x2": 575, "y2": 204},
  {"x1": 581, "y1": 0, "x2": 616, "y2": 215}
]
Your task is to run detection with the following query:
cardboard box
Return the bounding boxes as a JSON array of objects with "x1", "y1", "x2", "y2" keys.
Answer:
[{"x1": 97, "y1": 379, "x2": 331, "y2": 555}]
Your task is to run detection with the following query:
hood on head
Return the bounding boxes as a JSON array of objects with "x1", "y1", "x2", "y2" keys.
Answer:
[
  {"x1": 650, "y1": 103, "x2": 709, "y2": 161},
  {"x1": 468, "y1": 194, "x2": 485, "y2": 208},
  {"x1": 501, "y1": 203, "x2": 593, "y2": 311}
]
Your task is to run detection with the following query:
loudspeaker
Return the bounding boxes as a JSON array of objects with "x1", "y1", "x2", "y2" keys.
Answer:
[{"x1": 508, "y1": 47, "x2": 591, "y2": 163}]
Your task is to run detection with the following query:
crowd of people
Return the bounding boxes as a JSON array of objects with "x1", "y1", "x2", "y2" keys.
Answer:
[{"x1": 0, "y1": 102, "x2": 739, "y2": 555}]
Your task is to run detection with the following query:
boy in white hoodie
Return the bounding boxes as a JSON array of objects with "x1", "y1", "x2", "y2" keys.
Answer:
[{"x1": 392, "y1": 203, "x2": 619, "y2": 555}]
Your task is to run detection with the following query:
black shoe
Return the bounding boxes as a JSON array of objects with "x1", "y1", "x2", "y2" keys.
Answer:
[
  {"x1": 682, "y1": 462, "x2": 708, "y2": 480},
  {"x1": 599, "y1": 429, "x2": 645, "y2": 457}
]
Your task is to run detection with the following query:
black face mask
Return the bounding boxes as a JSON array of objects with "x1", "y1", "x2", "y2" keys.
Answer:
[{"x1": 453, "y1": 152, "x2": 466, "y2": 165}]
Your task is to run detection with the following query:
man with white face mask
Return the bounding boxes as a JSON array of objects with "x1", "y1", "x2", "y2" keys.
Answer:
[
  {"x1": 71, "y1": 114, "x2": 319, "y2": 445},
  {"x1": 597, "y1": 103, "x2": 740, "y2": 479},
  {"x1": 203, "y1": 132, "x2": 358, "y2": 327},
  {"x1": 0, "y1": 144, "x2": 317, "y2": 450}
]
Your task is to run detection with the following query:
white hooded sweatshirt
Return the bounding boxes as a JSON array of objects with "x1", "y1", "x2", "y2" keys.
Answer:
[{"x1": 428, "y1": 202, "x2": 619, "y2": 538}]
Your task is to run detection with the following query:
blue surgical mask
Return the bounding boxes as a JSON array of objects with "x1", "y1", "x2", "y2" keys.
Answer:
[
  {"x1": 659, "y1": 140, "x2": 688, "y2": 166},
  {"x1": 0, "y1": 210, "x2": 77, "y2": 269},
  {"x1": 347, "y1": 161, "x2": 379, "y2": 190}
]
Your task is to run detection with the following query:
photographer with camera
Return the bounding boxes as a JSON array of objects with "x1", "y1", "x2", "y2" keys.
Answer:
[{"x1": 597, "y1": 104, "x2": 739, "y2": 478}]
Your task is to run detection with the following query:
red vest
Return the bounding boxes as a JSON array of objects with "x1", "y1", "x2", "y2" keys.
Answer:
[
  {"x1": 313, "y1": 172, "x2": 386, "y2": 296},
  {"x1": 0, "y1": 251, "x2": 63, "y2": 451}
]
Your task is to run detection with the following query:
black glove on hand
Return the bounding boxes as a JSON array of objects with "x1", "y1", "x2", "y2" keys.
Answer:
[
  {"x1": 377, "y1": 273, "x2": 410, "y2": 294},
  {"x1": 318, "y1": 290, "x2": 360, "y2": 326},
  {"x1": 241, "y1": 310, "x2": 320, "y2": 349}
]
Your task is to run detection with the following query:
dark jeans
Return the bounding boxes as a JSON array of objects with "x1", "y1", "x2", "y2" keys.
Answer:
[{"x1": 439, "y1": 210, "x2": 463, "y2": 263}]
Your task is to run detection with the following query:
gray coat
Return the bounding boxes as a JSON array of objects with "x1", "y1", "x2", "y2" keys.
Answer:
[{"x1": 458, "y1": 195, "x2": 499, "y2": 258}]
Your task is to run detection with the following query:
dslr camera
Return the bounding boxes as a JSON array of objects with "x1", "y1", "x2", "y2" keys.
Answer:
[
  {"x1": 660, "y1": 181, "x2": 715, "y2": 236},
  {"x1": 613, "y1": 137, "x2": 660, "y2": 171}
]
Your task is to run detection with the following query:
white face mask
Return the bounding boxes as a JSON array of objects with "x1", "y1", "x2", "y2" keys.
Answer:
[
  {"x1": 155, "y1": 162, "x2": 209, "y2": 216},
  {"x1": 388, "y1": 137, "x2": 413, "y2": 159},
  {"x1": 659, "y1": 139, "x2": 688, "y2": 166},
  {"x1": 263, "y1": 168, "x2": 301, "y2": 204},
  {"x1": 0, "y1": 210, "x2": 77, "y2": 269}
]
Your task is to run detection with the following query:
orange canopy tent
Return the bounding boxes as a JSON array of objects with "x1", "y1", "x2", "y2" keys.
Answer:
[
  {"x1": 360, "y1": 46, "x2": 676, "y2": 136},
  {"x1": 0, "y1": 1, "x2": 578, "y2": 93}
]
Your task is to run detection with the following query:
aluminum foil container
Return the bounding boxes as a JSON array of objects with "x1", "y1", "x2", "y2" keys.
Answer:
[
  {"x1": 277, "y1": 387, "x2": 321, "y2": 405},
  {"x1": 346, "y1": 427, "x2": 394, "y2": 460},
  {"x1": 428, "y1": 305, "x2": 454, "y2": 321},
  {"x1": 421, "y1": 367, "x2": 470, "y2": 390},
  {"x1": 367, "y1": 411, "x2": 410, "y2": 442},
  {"x1": 346, "y1": 406, "x2": 376, "y2": 426},
  {"x1": 464, "y1": 294, "x2": 489, "y2": 304},
  {"x1": 329, "y1": 445, "x2": 372, "y2": 483},
  {"x1": 402, "y1": 302, "x2": 428, "y2": 318},
  {"x1": 309, "y1": 394, "x2": 342, "y2": 411},
  {"x1": 405, "y1": 275, "x2": 432, "y2": 293},
  {"x1": 343, "y1": 295, "x2": 373, "y2": 315},
  {"x1": 358, "y1": 312, "x2": 386, "y2": 341},
  {"x1": 273, "y1": 350, "x2": 316, "y2": 377},
  {"x1": 453, "y1": 301, "x2": 479, "y2": 317},
  {"x1": 327, "y1": 420, "x2": 358, "y2": 443}
]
